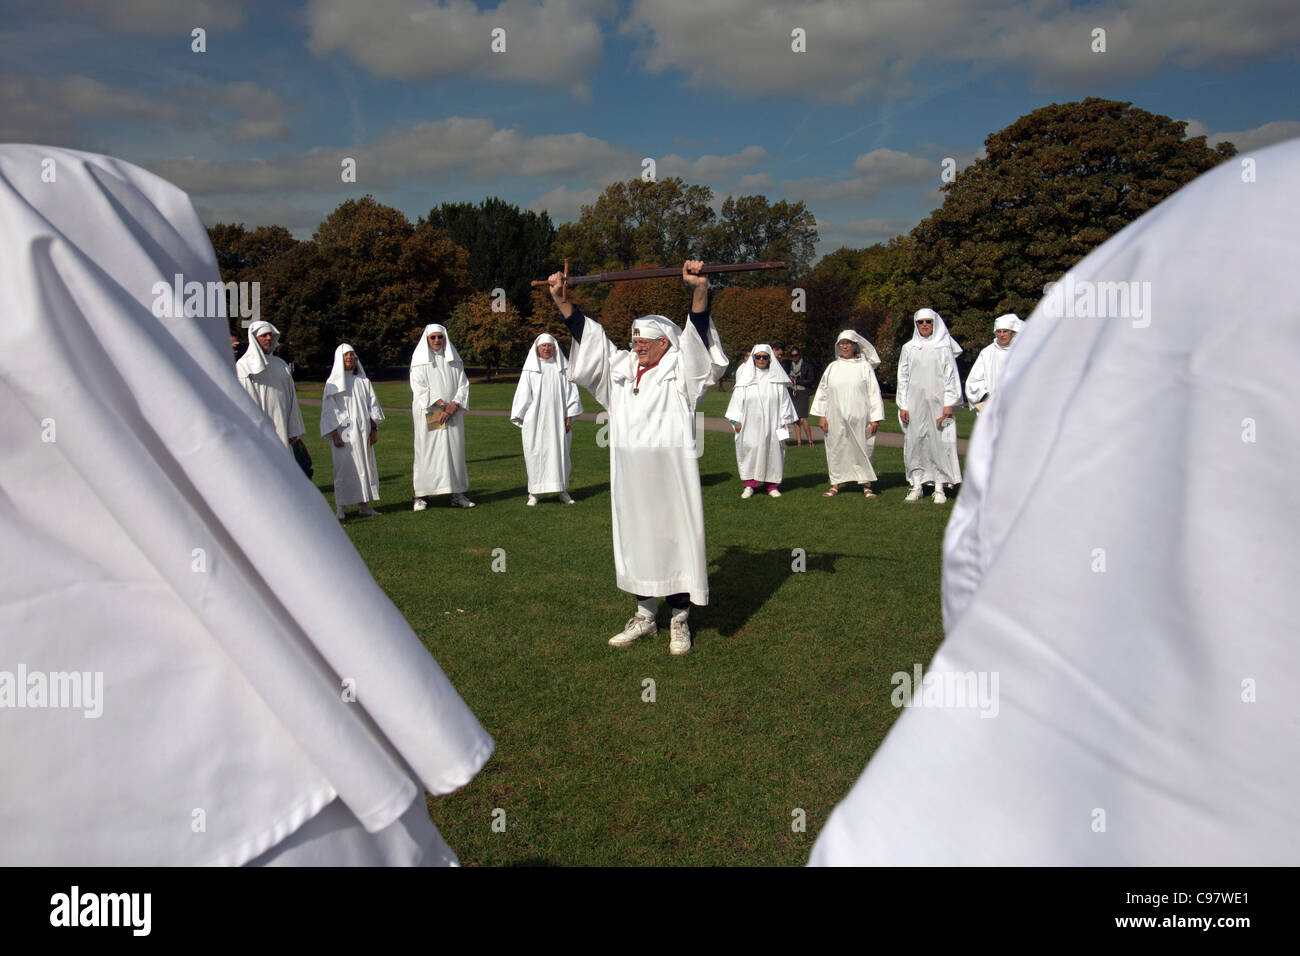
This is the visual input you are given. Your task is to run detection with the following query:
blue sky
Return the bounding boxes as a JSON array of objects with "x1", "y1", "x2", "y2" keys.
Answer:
[{"x1": 4, "y1": 0, "x2": 1296, "y2": 258}]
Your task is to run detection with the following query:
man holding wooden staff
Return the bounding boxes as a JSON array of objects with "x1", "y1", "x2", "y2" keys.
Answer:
[{"x1": 547, "y1": 261, "x2": 727, "y2": 655}]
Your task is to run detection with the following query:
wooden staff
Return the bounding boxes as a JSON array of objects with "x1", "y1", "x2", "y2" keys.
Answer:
[{"x1": 532, "y1": 260, "x2": 787, "y2": 303}]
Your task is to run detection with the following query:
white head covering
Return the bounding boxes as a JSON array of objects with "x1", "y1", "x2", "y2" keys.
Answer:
[
  {"x1": 411, "y1": 323, "x2": 464, "y2": 367},
  {"x1": 630, "y1": 314, "x2": 680, "y2": 349},
  {"x1": 911, "y1": 308, "x2": 962, "y2": 357},
  {"x1": 0, "y1": 145, "x2": 492, "y2": 865},
  {"x1": 992, "y1": 313, "x2": 1022, "y2": 334},
  {"x1": 236, "y1": 319, "x2": 280, "y2": 377},
  {"x1": 812, "y1": 137, "x2": 1300, "y2": 866},
  {"x1": 522, "y1": 332, "x2": 569, "y2": 375},
  {"x1": 324, "y1": 342, "x2": 368, "y2": 397},
  {"x1": 736, "y1": 344, "x2": 793, "y2": 387},
  {"x1": 834, "y1": 329, "x2": 882, "y2": 368}
]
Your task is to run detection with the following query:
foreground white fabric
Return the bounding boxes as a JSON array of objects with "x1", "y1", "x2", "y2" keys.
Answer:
[
  {"x1": 0, "y1": 145, "x2": 493, "y2": 866},
  {"x1": 811, "y1": 138, "x2": 1300, "y2": 865},
  {"x1": 510, "y1": 334, "x2": 583, "y2": 495}
]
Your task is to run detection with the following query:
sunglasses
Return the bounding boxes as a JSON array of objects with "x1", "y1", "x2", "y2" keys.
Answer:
[{"x1": 916, "y1": 320, "x2": 933, "y2": 325}]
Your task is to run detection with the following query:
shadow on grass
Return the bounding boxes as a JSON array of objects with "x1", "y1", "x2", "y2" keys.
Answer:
[
  {"x1": 467, "y1": 454, "x2": 522, "y2": 464},
  {"x1": 703, "y1": 545, "x2": 893, "y2": 639}
]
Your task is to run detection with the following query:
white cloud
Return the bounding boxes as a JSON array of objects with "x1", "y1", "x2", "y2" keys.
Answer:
[
  {"x1": 303, "y1": 0, "x2": 612, "y2": 95},
  {"x1": 621, "y1": 0, "x2": 1300, "y2": 100},
  {"x1": 527, "y1": 184, "x2": 603, "y2": 222},
  {"x1": 1181, "y1": 118, "x2": 1211, "y2": 138},
  {"x1": 66, "y1": 0, "x2": 246, "y2": 33},
  {"x1": 784, "y1": 148, "x2": 937, "y2": 203},
  {"x1": 818, "y1": 217, "x2": 912, "y2": 249},
  {"x1": 736, "y1": 172, "x2": 772, "y2": 190},
  {"x1": 1207, "y1": 120, "x2": 1300, "y2": 152},
  {"x1": 658, "y1": 145, "x2": 768, "y2": 181}
]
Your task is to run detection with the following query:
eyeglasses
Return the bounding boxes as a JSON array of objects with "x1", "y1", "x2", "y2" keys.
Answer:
[{"x1": 916, "y1": 320, "x2": 933, "y2": 326}]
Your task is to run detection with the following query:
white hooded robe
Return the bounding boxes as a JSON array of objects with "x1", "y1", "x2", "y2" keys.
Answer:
[
  {"x1": 567, "y1": 311, "x2": 727, "y2": 604},
  {"x1": 237, "y1": 320, "x2": 305, "y2": 448},
  {"x1": 725, "y1": 344, "x2": 797, "y2": 484},
  {"x1": 811, "y1": 136, "x2": 1300, "y2": 866},
  {"x1": 410, "y1": 324, "x2": 470, "y2": 497},
  {"x1": 321, "y1": 344, "x2": 385, "y2": 506},
  {"x1": 898, "y1": 309, "x2": 963, "y2": 486},
  {"x1": 0, "y1": 145, "x2": 492, "y2": 866},
  {"x1": 510, "y1": 334, "x2": 583, "y2": 495},
  {"x1": 809, "y1": 331, "x2": 886, "y2": 485}
]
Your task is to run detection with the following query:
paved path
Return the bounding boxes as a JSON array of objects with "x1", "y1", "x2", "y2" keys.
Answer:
[{"x1": 299, "y1": 397, "x2": 970, "y2": 452}]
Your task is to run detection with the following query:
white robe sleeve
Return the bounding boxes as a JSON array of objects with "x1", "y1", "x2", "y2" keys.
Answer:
[
  {"x1": 566, "y1": 315, "x2": 620, "y2": 412},
  {"x1": 724, "y1": 390, "x2": 744, "y2": 423},
  {"x1": 564, "y1": 379, "x2": 583, "y2": 418},
  {"x1": 778, "y1": 386, "x2": 797, "y2": 427},
  {"x1": 808, "y1": 367, "x2": 831, "y2": 418},
  {"x1": 285, "y1": 370, "x2": 306, "y2": 441},
  {"x1": 509, "y1": 374, "x2": 533, "y2": 427},
  {"x1": 896, "y1": 348, "x2": 911, "y2": 412},
  {"x1": 452, "y1": 365, "x2": 470, "y2": 409},
  {"x1": 410, "y1": 364, "x2": 432, "y2": 412},
  {"x1": 678, "y1": 315, "x2": 728, "y2": 411},
  {"x1": 364, "y1": 379, "x2": 385, "y2": 425},
  {"x1": 319, "y1": 392, "x2": 346, "y2": 437},
  {"x1": 867, "y1": 368, "x2": 885, "y2": 423},
  {"x1": 965, "y1": 349, "x2": 990, "y2": 405},
  {"x1": 942, "y1": 352, "x2": 962, "y2": 408}
]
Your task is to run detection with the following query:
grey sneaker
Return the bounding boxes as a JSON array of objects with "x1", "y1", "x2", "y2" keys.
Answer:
[
  {"x1": 669, "y1": 618, "x2": 692, "y2": 655},
  {"x1": 610, "y1": 614, "x2": 656, "y2": 647},
  {"x1": 450, "y1": 493, "x2": 476, "y2": 508},
  {"x1": 358, "y1": 503, "x2": 378, "y2": 516},
  {"x1": 335, "y1": 505, "x2": 346, "y2": 520},
  {"x1": 559, "y1": 492, "x2": 574, "y2": 504}
]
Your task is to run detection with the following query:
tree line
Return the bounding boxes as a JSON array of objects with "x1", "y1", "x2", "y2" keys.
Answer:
[{"x1": 213, "y1": 98, "x2": 1234, "y2": 386}]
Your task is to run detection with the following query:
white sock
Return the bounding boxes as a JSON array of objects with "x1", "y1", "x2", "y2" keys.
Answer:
[
  {"x1": 637, "y1": 597, "x2": 659, "y2": 620},
  {"x1": 671, "y1": 606, "x2": 690, "y2": 623}
]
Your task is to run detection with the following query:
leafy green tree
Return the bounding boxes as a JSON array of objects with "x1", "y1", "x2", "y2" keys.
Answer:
[
  {"x1": 890, "y1": 98, "x2": 1235, "y2": 356},
  {"x1": 423, "y1": 198, "x2": 555, "y2": 316},
  {"x1": 707, "y1": 195, "x2": 818, "y2": 285}
]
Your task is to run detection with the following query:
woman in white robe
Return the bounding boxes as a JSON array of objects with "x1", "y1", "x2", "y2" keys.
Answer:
[
  {"x1": 811, "y1": 136, "x2": 1300, "y2": 867},
  {"x1": 321, "y1": 344, "x2": 385, "y2": 519},
  {"x1": 725, "y1": 344, "x2": 797, "y2": 498},
  {"x1": 964, "y1": 313, "x2": 1021, "y2": 412},
  {"x1": 810, "y1": 330, "x2": 886, "y2": 498},
  {"x1": 0, "y1": 144, "x2": 492, "y2": 866},
  {"x1": 236, "y1": 320, "x2": 306, "y2": 450},
  {"x1": 898, "y1": 308, "x2": 963, "y2": 503},
  {"x1": 510, "y1": 333, "x2": 583, "y2": 505},
  {"x1": 410, "y1": 324, "x2": 474, "y2": 509}
]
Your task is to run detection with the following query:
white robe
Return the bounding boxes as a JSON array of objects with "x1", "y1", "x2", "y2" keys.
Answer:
[
  {"x1": 809, "y1": 358, "x2": 886, "y2": 485},
  {"x1": 321, "y1": 369, "x2": 385, "y2": 506},
  {"x1": 567, "y1": 313, "x2": 726, "y2": 604},
  {"x1": 965, "y1": 341, "x2": 1009, "y2": 409},
  {"x1": 811, "y1": 136, "x2": 1300, "y2": 866},
  {"x1": 511, "y1": 345, "x2": 583, "y2": 495},
  {"x1": 410, "y1": 334, "x2": 470, "y2": 497},
  {"x1": 238, "y1": 354, "x2": 305, "y2": 448},
  {"x1": 725, "y1": 350, "x2": 797, "y2": 484},
  {"x1": 0, "y1": 144, "x2": 492, "y2": 866},
  {"x1": 898, "y1": 339, "x2": 962, "y2": 486}
]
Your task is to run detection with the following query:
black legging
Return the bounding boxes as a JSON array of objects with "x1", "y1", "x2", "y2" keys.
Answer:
[{"x1": 636, "y1": 593, "x2": 691, "y2": 610}]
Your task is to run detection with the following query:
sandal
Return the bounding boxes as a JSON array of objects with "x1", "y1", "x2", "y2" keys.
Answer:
[
  {"x1": 822, "y1": 486, "x2": 839, "y2": 497},
  {"x1": 862, "y1": 487, "x2": 877, "y2": 498}
]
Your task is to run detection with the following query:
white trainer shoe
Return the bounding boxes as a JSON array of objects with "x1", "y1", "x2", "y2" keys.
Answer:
[
  {"x1": 767, "y1": 488, "x2": 781, "y2": 498},
  {"x1": 610, "y1": 614, "x2": 656, "y2": 647},
  {"x1": 336, "y1": 505, "x2": 346, "y2": 520},
  {"x1": 741, "y1": 487, "x2": 755, "y2": 499},
  {"x1": 904, "y1": 486, "x2": 923, "y2": 502},
  {"x1": 559, "y1": 492, "x2": 574, "y2": 504},
  {"x1": 413, "y1": 498, "x2": 428, "y2": 511},
  {"x1": 933, "y1": 489, "x2": 947, "y2": 504},
  {"x1": 358, "y1": 503, "x2": 378, "y2": 516},
  {"x1": 669, "y1": 618, "x2": 692, "y2": 655},
  {"x1": 527, "y1": 495, "x2": 538, "y2": 507},
  {"x1": 450, "y1": 493, "x2": 476, "y2": 508}
]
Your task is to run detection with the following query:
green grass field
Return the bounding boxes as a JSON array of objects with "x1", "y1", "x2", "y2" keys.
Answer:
[{"x1": 296, "y1": 387, "x2": 961, "y2": 865}]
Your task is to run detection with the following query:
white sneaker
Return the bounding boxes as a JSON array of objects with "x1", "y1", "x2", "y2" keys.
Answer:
[
  {"x1": 610, "y1": 614, "x2": 656, "y2": 647},
  {"x1": 527, "y1": 495, "x2": 538, "y2": 507},
  {"x1": 450, "y1": 493, "x2": 476, "y2": 508},
  {"x1": 335, "y1": 505, "x2": 346, "y2": 520},
  {"x1": 669, "y1": 618, "x2": 692, "y2": 655},
  {"x1": 933, "y1": 489, "x2": 947, "y2": 504},
  {"x1": 559, "y1": 492, "x2": 574, "y2": 505},
  {"x1": 767, "y1": 488, "x2": 781, "y2": 498},
  {"x1": 904, "y1": 486, "x2": 923, "y2": 502},
  {"x1": 358, "y1": 503, "x2": 378, "y2": 516},
  {"x1": 741, "y1": 487, "x2": 755, "y2": 499}
]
